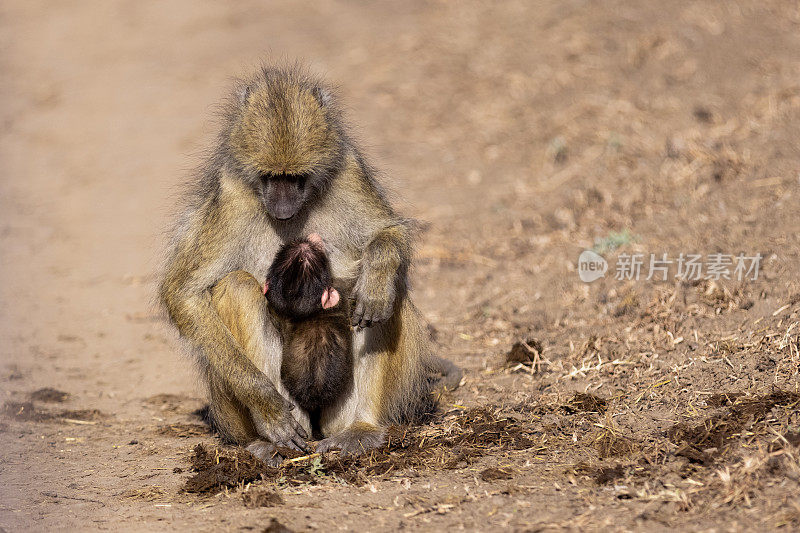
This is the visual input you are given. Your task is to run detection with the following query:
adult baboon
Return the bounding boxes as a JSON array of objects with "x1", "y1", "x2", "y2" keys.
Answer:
[{"x1": 160, "y1": 65, "x2": 461, "y2": 464}]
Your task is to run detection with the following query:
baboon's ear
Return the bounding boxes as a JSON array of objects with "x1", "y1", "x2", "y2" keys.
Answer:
[
  {"x1": 237, "y1": 85, "x2": 251, "y2": 105},
  {"x1": 321, "y1": 287, "x2": 340, "y2": 309},
  {"x1": 307, "y1": 232, "x2": 324, "y2": 247},
  {"x1": 312, "y1": 86, "x2": 332, "y2": 107},
  {"x1": 263, "y1": 280, "x2": 269, "y2": 295}
]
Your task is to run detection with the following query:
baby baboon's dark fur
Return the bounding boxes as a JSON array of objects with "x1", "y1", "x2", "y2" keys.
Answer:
[{"x1": 265, "y1": 237, "x2": 353, "y2": 438}]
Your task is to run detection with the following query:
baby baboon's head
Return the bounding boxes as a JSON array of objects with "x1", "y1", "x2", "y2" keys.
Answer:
[{"x1": 265, "y1": 233, "x2": 340, "y2": 318}]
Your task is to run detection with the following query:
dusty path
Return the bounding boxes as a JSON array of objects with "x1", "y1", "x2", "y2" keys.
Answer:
[{"x1": 2, "y1": 1, "x2": 800, "y2": 531}]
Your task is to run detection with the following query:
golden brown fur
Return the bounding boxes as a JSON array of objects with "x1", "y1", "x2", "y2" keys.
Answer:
[
  {"x1": 229, "y1": 79, "x2": 342, "y2": 176},
  {"x1": 160, "y1": 64, "x2": 460, "y2": 464},
  {"x1": 277, "y1": 309, "x2": 354, "y2": 439}
]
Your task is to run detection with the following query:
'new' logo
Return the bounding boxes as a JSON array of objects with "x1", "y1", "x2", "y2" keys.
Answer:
[{"x1": 578, "y1": 250, "x2": 607, "y2": 282}]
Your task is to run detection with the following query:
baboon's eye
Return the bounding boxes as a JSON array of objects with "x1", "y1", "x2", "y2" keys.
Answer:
[{"x1": 260, "y1": 172, "x2": 308, "y2": 186}]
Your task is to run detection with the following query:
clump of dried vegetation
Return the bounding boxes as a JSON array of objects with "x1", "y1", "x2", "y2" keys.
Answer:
[{"x1": 183, "y1": 406, "x2": 541, "y2": 493}]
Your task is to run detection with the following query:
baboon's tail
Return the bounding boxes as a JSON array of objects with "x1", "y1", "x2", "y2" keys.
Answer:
[{"x1": 427, "y1": 356, "x2": 463, "y2": 391}]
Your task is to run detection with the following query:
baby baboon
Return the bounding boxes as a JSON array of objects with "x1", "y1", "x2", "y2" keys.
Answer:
[
  {"x1": 264, "y1": 233, "x2": 353, "y2": 439},
  {"x1": 160, "y1": 64, "x2": 461, "y2": 464}
]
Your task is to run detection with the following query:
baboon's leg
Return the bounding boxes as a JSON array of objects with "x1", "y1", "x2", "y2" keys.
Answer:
[
  {"x1": 206, "y1": 376, "x2": 258, "y2": 444},
  {"x1": 318, "y1": 298, "x2": 430, "y2": 454},
  {"x1": 207, "y1": 270, "x2": 311, "y2": 448}
]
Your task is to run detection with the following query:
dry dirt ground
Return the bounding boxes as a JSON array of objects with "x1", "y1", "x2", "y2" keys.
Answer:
[{"x1": 2, "y1": 1, "x2": 800, "y2": 531}]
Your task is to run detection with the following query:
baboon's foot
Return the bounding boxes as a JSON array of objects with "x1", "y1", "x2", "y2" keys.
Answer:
[
  {"x1": 316, "y1": 422, "x2": 386, "y2": 455},
  {"x1": 246, "y1": 439, "x2": 283, "y2": 467}
]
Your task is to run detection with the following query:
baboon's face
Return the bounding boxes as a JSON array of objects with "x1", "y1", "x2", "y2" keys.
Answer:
[
  {"x1": 229, "y1": 81, "x2": 342, "y2": 221},
  {"x1": 260, "y1": 172, "x2": 309, "y2": 220}
]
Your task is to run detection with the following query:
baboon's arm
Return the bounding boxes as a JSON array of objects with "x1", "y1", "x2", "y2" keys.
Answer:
[
  {"x1": 169, "y1": 289, "x2": 284, "y2": 413},
  {"x1": 159, "y1": 214, "x2": 286, "y2": 422},
  {"x1": 351, "y1": 221, "x2": 413, "y2": 328}
]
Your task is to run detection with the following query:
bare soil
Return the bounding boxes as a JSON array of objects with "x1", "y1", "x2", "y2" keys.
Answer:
[{"x1": 2, "y1": 1, "x2": 800, "y2": 531}]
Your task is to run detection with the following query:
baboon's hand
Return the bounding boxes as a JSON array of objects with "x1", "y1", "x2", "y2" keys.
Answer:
[
  {"x1": 351, "y1": 275, "x2": 395, "y2": 328},
  {"x1": 262, "y1": 415, "x2": 309, "y2": 452},
  {"x1": 250, "y1": 400, "x2": 310, "y2": 452}
]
